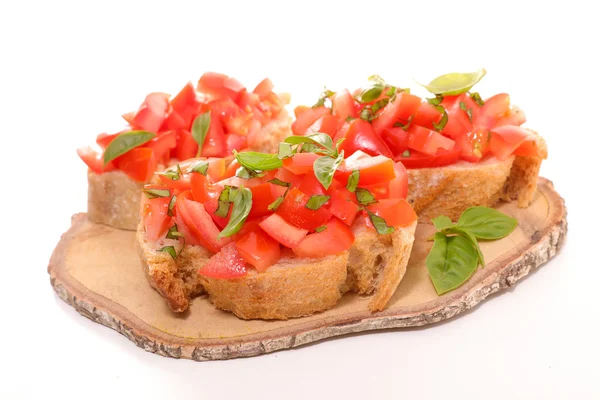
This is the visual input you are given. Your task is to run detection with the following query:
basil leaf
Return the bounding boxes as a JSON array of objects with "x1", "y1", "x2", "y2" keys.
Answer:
[
  {"x1": 386, "y1": 86, "x2": 396, "y2": 97},
  {"x1": 432, "y1": 215, "x2": 453, "y2": 231},
  {"x1": 188, "y1": 160, "x2": 209, "y2": 175},
  {"x1": 470, "y1": 92, "x2": 485, "y2": 106},
  {"x1": 459, "y1": 101, "x2": 467, "y2": 111},
  {"x1": 367, "y1": 210, "x2": 394, "y2": 235},
  {"x1": 394, "y1": 115, "x2": 413, "y2": 131},
  {"x1": 426, "y1": 96, "x2": 444, "y2": 106},
  {"x1": 313, "y1": 152, "x2": 344, "y2": 190},
  {"x1": 159, "y1": 246, "x2": 177, "y2": 260},
  {"x1": 420, "y1": 68, "x2": 487, "y2": 96},
  {"x1": 192, "y1": 111, "x2": 211, "y2": 156},
  {"x1": 359, "y1": 108, "x2": 372, "y2": 121},
  {"x1": 456, "y1": 206, "x2": 518, "y2": 240},
  {"x1": 401, "y1": 150, "x2": 411, "y2": 157},
  {"x1": 143, "y1": 188, "x2": 170, "y2": 199},
  {"x1": 166, "y1": 224, "x2": 184, "y2": 240},
  {"x1": 103, "y1": 131, "x2": 155, "y2": 164},
  {"x1": 235, "y1": 166, "x2": 252, "y2": 179},
  {"x1": 277, "y1": 142, "x2": 294, "y2": 159},
  {"x1": 426, "y1": 232, "x2": 479, "y2": 295},
  {"x1": 355, "y1": 188, "x2": 377, "y2": 206},
  {"x1": 446, "y1": 227, "x2": 485, "y2": 266},
  {"x1": 215, "y1": 186, "x2": 234, "y2": 218},
  {"x1": 371, "y1": 98, "x2": 389, "y2": 114},
  {"x1": 313, "y1": 88, "x2": 336, "y2": 108},
  {"x1": 367, "y1": 74, "x2": 386, "y2": 85},
  {"x1": 335, "y1": 138, "x2": 346, "y2": 152},
  {"x1": 284, "y1": 133, "x2": 334, "y2": 154},
  {"x1": 268, "y1": 196, "x2": 284, "y2": 211},
  {"x1": 306, "y1": 195, "x2": 330, "y2": 210},
  {"x1": 315, "y1": 225, "x2": 327, "y2": 233},
  {"x1": 167, "y1": 195, "x2": 177, "y2": 217},
  {"x1": 432, "y1": 110, "x2": 448, "y2": 131},
  {"x1": 218, "y1": 186, "x2": 252, "y2": 238},
  {"x1": 268, "y1": 178, "x2": 291, "y2": 188},
  {"x1": 234, "y1": 150, "x2": 282, "y2": 172},
  {"x1": 346, "y1": 170, "x2": 359, "y2": 192},
  {"x1": 358, "y1": 86, "x2": 383, "y2": 103}
]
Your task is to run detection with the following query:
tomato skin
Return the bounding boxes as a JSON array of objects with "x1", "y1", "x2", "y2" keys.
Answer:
[
  {"x1": 199, "y1": 243, "x2": 248, "y2": 279},
  {"x1": 476, "y1": 93, "x2": 510, "y2": 129},
  {"x1": 332, "y1": 89, "x2": 358, "y2": 121},
  {"x1": 191, "y1": 172, "x2": 218, "y2": 203},
  {"x1": 203, "y1": 197, "x2": 231, "y2": 229},
  {"x1": 114, "y1": 147, "x2": 157, "y2": 182},
  {"x1": 329, "y1": 187, "x2": 360, "y2": 226},
  {"x1": 513, "y1": 136, "x2": 540, "y2": 157},
  {"x1": 253, "y1": 78, "x2": 274, "y2": 98},
  {"x1": 407, "y1": 125, "x2": 455, "y2": 156},
  {"x1": 366, "y1": 198, "x2": 416, "y2": 228},
  {"x1": 488, "y1": 125, "x2": 529, "y2": 160},
  {"x1": 174, "y1": 130, "x2": 198, "y2": 161},
  {"x1": 291, "y1": 106, "x2": 331, "y2": 136},
  {"x1": 197, "y1": 72, "x2": 245, "y2": 102},
  {"x1": 199, "y1": 116, "x2": 226, "y2": 158},
  {"x1": 77, "y1": 147, "x2": 115, "y2": 174},
  {"x1": 282, "y1": 152, "x2": 319, "y2": 175},
  {"x1": 177, "y1": 197, "x2": 230, "y2": 253},
  {"x1": 273, "y1": 167, "x2": 302, "y2": 188},
  {"x1": 388, "y1": 162, "x2": 409, "y2": 199},
  {"x1": 442, "y1": 98, "x2": 473, "y2": 140},
  {"x1": 225, "y1": 133, "x2": 248, "y2": 153},
  {"x1": 206, "y1": 158, "x2": 227, "y2": 182},
  {"x1": 495, "y1": 106, "x2": 526, "y2": 127},
  {"x1": 336, "y1": 154, "x2": 396, "y2": 186},
  {"x1": 307, "y1": 114, "x2": 340, "y2": 137},
  {"x1": 456, "y1": 128, "x2": 490, "y2": 162},
  {"x1": 158, "y1": 173, "x2": 192, "y2": 192},
  {"x1": 236, "y1": 228, "x2": 281, "y2": 272},
  {"x1": 412, "y1": 102, "x2": 442, "y2": 130},
  {"x1": 248, "y1": 183, "x2": 276, "y2": 219},
  {"x1": 275, "y1": 187, "x2": 333, "y2": 231},
  {"x1": 372, "y1": 92, "x2": 422, "y2": 133},
  {"x1": 131, "y1": 92, "x2": 169, "y2": 132},
  {"x1": 381, "y1": 127, "x2": 410, "y2": 154},
  {"x1": 142, "y1": 194, "x2": 172, "y2": 242},
  {"x1": 259, "y1": 213, "x2": 309, "y2": 248},
  {"x1": 298, "y1": 172, "x2": 327, "y2": 196},
  {"x1": 396, "y1": 147, "x2": 461, "y2": 169},
  {"x1": 338, "y1": 119, "x2": 393, "y2": 158},
  {"x1": 146, "y1": 131, "x2": 177, "y2": 166},
  {"x1": 292, "y1": 217, "x2": 354, "y2": 258}
]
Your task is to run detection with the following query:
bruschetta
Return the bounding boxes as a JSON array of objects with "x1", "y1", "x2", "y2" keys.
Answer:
[
  {"x1": 291, "y1": 71, "x2": 547, "y2": 221},
  {"x1": 78, "y1": 72, "x2": 291, "y2": 230},
  {"x1": 136, "y1": 137, "x2": 417, "y2": 319}
]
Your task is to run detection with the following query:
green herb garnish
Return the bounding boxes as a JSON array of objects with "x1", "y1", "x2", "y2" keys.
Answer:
[
  {"x1": 366, "y1": 210, "x2": 394, "y2": 235},
  {"x1": 165, "y1": 224, "x2": 184, "y2": 240},
  {"x1": 313, "y1": 151, "x2": 344, "y2": 190},
  {"x1": 142, "y1": 188, "x2": 170, "y2": 199},
  {"x1": 268, "y1": 196, "x2": 284, "y2": 211},
  {"x1": 188, "y1": 160, "x2": 209, "y2": 175},
  {"x1": 306, "y1": 195, "x2": 331, "y2": 210},
  {"x1": 103, "y1": 131, "x2": 155, "y2": 164},
  {"x1": 470, "y1": 92, "x2": 485, "y2": 106},
  {"x1": 432, "y1": 110, "x2": 449, "y2": 132},
  {"x1": 167, "y1": 195, "x2": 177, "y2": 216},
  {"x1": 218, "y1": 186, "x2": 252, "y2": 239},
  {"x1": 346, "y1": 170, "x2": 359, "y2": 192},
  {"x1": 233, "y1": 150, "x2": 283, "y2": 173},
  {"x1": 355, "y1": 188, "x2": 377, "y2": 206},
  {"x1": 315, "y1": 225, "x2": 327, "y2": 233},
  {"x1": 215, "y1": 186, "x2": 234, "y2": 218},
  {"x1": 159, "y1": 246, "x2": 177, "y2": 260},
  {"x1": 192, "y1": 111, "x2": 211, "y2": 157}
]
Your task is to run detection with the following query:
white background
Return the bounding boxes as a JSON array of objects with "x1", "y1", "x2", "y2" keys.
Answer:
[{"x1": 1, "y1": 1, "x2": 599, "y2": 399}]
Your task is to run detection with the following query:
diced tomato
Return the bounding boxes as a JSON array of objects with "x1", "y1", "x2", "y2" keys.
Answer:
[
  {"x1": 197, "y1": 72, "x2": 245, "y2": 102},
  {"x1": 338, "y1": 118, "x2": 393, "y2": 158},
  {"x1": 407, "y1": 125, "x2": 455, "y2": 156},
  {"x1": 174, "y1": 208, "x2": 202, "y2": 246},
  {"x1": 396, "y1": 147, "x2": 461, "y2": 169},
  {"x1": 199, "y1": 243, "x2": 247, "y2": 279},
  {"x1": 223, "y1": 159, "x2": 240, "y2": 179},
  {"x1": 77, "y1": 147, "x2": 114, "y2": 174},
  {"x1": 329, "y1": 187, "x2": 360, "y2": 226},
  {"x1": 307, "y1": 114, "x2": 340, "y2": 137},
  {"x1": 122, "y1": 112, "x2": 135, "y2": 125},
  {"x1": 199, "y1": 115, "x2": 226, "y2": 157},
  {"x1": 161, "y1": 110, "x2": 187, "y2": 132},
  {"x1": 388, "y1": 162, "x2": 408, "y2": 199},
  {"x1": 455, "y1": 128, "x2": 490, "y2": 162},
  {"x1": 513, "y1": 136, "x2": 541, "y2": 157},
  {"x1": 366, "y1": 198, "x2": 416, "y2": 228},
  {"x1": 282, "y1": 152, "x2": 319, "y2": 175},
  {"x1": 488, "y1": 125, "x2": 529, "y2": 160},
  {"x1": 96, "y1": 133, "x2": 120, "y2": 149},
  {"x1": 146, "y1": 131, "x2": 177, "y2": 166},
  {"x1": 207, "y1": 157, "x2": 227, "y2": 182},
  {"x1": 336, "y1": 154, "x2": 396, "y2": 186},
  {"x1": 248, "y1": 183, "x2": 276, "y2": 219},
  {"x1": 191, "y1": 172, "x2": 219, "y2": 203},
  {"x1": 496, "y1": 106, "x2": 526, "y2": 127},
  {"x1": 442, "y1": 99, "x2": 473, "y2": 140},
  {"x1": 236, "y1": 228, "x2": 281, "y2": 272},
  {"x1": 275, "y1": 187, "x2": 332, "y2": 231},
  {"x1": 170, "y1": 82, "x2": 201, "y2": 128},
  {"x1": 273, "y1": 166, "x2": 303, "y2": 187},
  {"x1": 173, "y1": 130, "x2": 198, "y2": 161},
  {"x1": 158, "y1": 173, "x2": 192, "y2": 192},
  {"x1": 291, "y1": 106, "x2": 331, "y2": 136},
  {"x1": 142, "y1": 193, "x2": 172, "y2": 242},
  {"x1": 253, "y1": 78, "x2": 274, "y2": 98},
  {"x1": 225, "y1": 133, "x2": 248, "y2": 153},
  {"x1": 332, "y1": 89, "x2": 358, "y2": 121},
  {"x1": 131, "y1": 92, "x2": 169, "y2": 133},
  {"x1": 114, "y1": 147, "x2": 157, "y2": 182},
  {"x1": 292, "y1": 217, "x2": 354, "y2": 258},
  {"x1": 476, "y1": 93, "x2": 510, "y2": 129},
  {"x1": 298, "y1": 172, "x2": 327, "y2": 196},
  {"x1": 259, "y1": 213, "x2": 309, "y2": 248},
  {"x1": 294, "y1": 105, "x2": 310, "y2": 119},
  {"x1": 203, "y1": 197, "x2": 231, "y2": 229},
  {"x1": 177, "y1": 197, "x2": 231, "y2": 253},
  {"x1": 372, "y1": 92, "x2": 421, "y2": 133},
  {"x1": 412, "y1": 102, "x2": 443, "y2": 130},
  {"x1": 381, "y1": 127, "x2": 410, "y2": 155}
]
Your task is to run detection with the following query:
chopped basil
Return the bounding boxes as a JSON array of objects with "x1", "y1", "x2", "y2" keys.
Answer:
[
  {"x1": 470, "y1": 92, "x2": 485, "y2": 106},
  {"x1": 306, "y1": 195, "x2": 331, "y2": 210},
  {"x1": 367, "y1": 74, "x2": 386, "y2": 85},
  {"x1": 215, "y1": 186, "x2": 234, "y2": 218},
  {"x1": 313, "y1": 88, "x2": 336, "y2": 108},
  {"x1": 459, "y1": 101, "x2": 467, "y2": 111},
  {"x1": 394, "y1": 115, "x2": 413, "y2": 131},
  {"x1": 277, "y1": 142, "x2": 294, "y2": 159},
  {"x1": 188, "y1": 160, "x2": 209, "y2": 175},
  {"x1": 432, "y1": 110, "x2": 449, "y2": 131},
  {"x1": 218, "y1": 186, "x2": 252, "y2": 238},
  {"x1": 358, "y1": 86, "x2": 383, "y2": 103},
  {"x1": 233, "y1": 150, "x2": 282, "y2": 173},
  {"x1": 158, "y1": 164, "x2": 182, "y2": 181},
  {"x1": 355, "y1": 188, "x2": 377, "y2": 206},
  {"x1": 167, "y1": 195, "x2": 176, "y2": 217},
  {"x1": 313, "y1": 151, "x2": 344, "y2": 190},
  {"x1": 166, "y1": 224, "x2": 184, "y2": 240},
  {"x1": 268, "y1": 178, "x2": 291, "y2": 188},
  {"x1": 315, "y1": 225, "x2": 327, "y2": 233},
  {"x1": 192, "y1": 111, "x2": 211, "y2": 157},
  {"x1": 103, "y1": 131, "x2": 155, "y2": 164},
  {"x1": 459, "y1": 101, "x2": 473, "y2": 121},
  {"x1": 268, "y1": 196, "x2": 284, "y2": 211},
  {"x1": 346, "y1": 170, "x2": 359, "y2": 192},
  {"x1": 235, "y1": 166, "x2": 262, "y2": 179},
  {"x1": 402, "y1": 150, "x2": 411, "y2": 157},
  {"x1": 284, "y1": 133, "x2": 335, "y2": 156},
  {"x1": 143, "y1": 188, "x2": 170, "y2": 199},
  {"x1": 420, "y1": 68, "x2": 487, "y2": 96},
  {"x1": 159, "y1": 246, "x2": 177, "y2": 259},
  {"x1": 386, "y1": 86, "x2": 397, "y2": 97},
  {"x1": 371, "y1": 98, "x2": 389, "y2": 114},
  {"x1": 426, "y1": 96, "x2": 444, "y2": 106},
  {"x1": 335, "y1": 138, "x2": 346, "y2": 152},
  {"x1": 367, "y1": 210, "x2": 395, "y2": 235}
]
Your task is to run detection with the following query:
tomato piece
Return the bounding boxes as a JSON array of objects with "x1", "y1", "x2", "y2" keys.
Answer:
[
  {"x1": 131, "y1": 92, "x2": 169, "y2": 133},
  {"x1": 372, "y1": 92, "x2": 421, "y2": 133},
  {"x1": 488, "y1": 125, "x2": 529, "y2": 160},
  {"x1": 114, "y1": 147, "x2": 157, "y2": 182},
  {"x1": 191, "y1": 172, "x2": 219, "y2": 203},
  {"x1": 199, "y1": 116, "x2": 226, "y2": 157},
  {"x1": 396, "y1": 147, "x2": 461, "y2": 169},
  {"x1": 282, "y1": 152, "x2": 319, "y2": 175},
  {"x1": 146, "y1": 131, "x2": 177, "y2": 166},
  {"x1": 259, "y1": 213, "x2": 309, "y2": 248},
  {"x1": 275, "y1": 187, "x2": 332, "y2": 231},
  {"x1": 248, "y1": 183, "x2": 276, "y2": 219},
  {"x1": 298, "y1": 172, "x2": 327, "y2": 196},
  {"x1": 142, "y1": 193, "x2": 172, "y2": 242},
  {"x1": 161, "y1": 109, "x2": 187, "y2": 132},
  {"x1": 273, "y1": 166, "x2": 302, "y2": 189},
  {"x1": 96, "y1": 132, "x2": 119, "y2": 149},
  {"x1": 207, "y1": 158, "x2": 227, "y2": 182},
  {"x1": 338, "y1": 119, "x2": 393, "y2": 158},
  {"x1": 495, "y1": 106, "x2": 526, "y2": 127},
  {"x1": 174, "y1": 208, "x2": 202, "y2": 246},
  {"x1": 292, "y1": 217, "x2": 354, "y2": 258},
  {"x1": 476, "y1": 93, "x2": 510, "y2": 129},
  {"x1": 173, "y1": 130, "x2": 198, "y2": 161},
  {"x1": 170, "y1": 82, "x2": 201, "y2": 128},
  {"x1": 197, "y1": 72, "x2": 245, "y2": 102},
  {"x1": 329, "y1": 188, "x2": 360, "y2": 226},
  {"x1": 291, "y1": 106, "x2": 331, "y2": 136},
  {"x1": 307, "y1": 114, "x2": 340, "y2": 137},
  {"x1": 236, "y1": 228, "x2": 281, "y2": 272},
  {"x1": 407, "y1": 125, "x2": 455, "y2": 156},
  {"x1": 158, "y1": 173, "x2": 192, "y2": 192},
  {"x1": 77, "y1": 147, "x2": 114, "y2": 174},
  {"x1": 388, "y1": 162, "x2": 408, "y2": 199},
  {"x1": 336, "y1": 154, "x2": 396, "y2": 186},
  {"x1": 412, "y1": 102, "x2": 443, "y2": 130},
  {"x1": 332, "y1": 89, "x2": 358, "y2": 121},
  {"x1": 381, "y1": 127, "x2": 409, "y2": 155},
  {"x1": 367, "y1": 198, "x2": 416, "y2": 228},
  {"x1": 177, "y1": 197, "x2": 231, "y2": 253},
  {"x1": 223, "y1": 159, "x2": 240, "y2": 179},
  {"x1": 203, "y1": 197, "x2": 230, "y2": 229},
  {"x1": 199, "y1": 243, "x2": 247, "y2": 279},
  {"x1": 513, "y1": 136, "x2": 540, "y2": 157},
  {"x1": 253, "y1": 78, "x2": 274, "y2": 98},
  {"x1": 294, "y1": 105, "x2": 310, "y2": 119},
  {"x1": 225, "y1": 133, "x2": 248, "y2": 153},
  {"x1": 442, "y1": 98, "x2": 473, "y2": 140},
  {"x1": 455, "y1": 128, "x2": 490, "y2": 162}
]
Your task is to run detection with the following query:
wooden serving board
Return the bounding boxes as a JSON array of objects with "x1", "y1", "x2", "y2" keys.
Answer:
[{"x1": 48, "y1": 178, "x2": 566, "y2": 361}]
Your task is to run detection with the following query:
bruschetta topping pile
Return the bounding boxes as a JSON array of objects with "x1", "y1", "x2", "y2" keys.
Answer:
[
  {"x1": 77, "y1": 72, "x2": 286, "y2": 182},
  {"x1": 141, "y1": 134, "x2": 416, "y2": 278},
  {"x1": 292, "y1": 69, "x2": 545, "y2": 169}
]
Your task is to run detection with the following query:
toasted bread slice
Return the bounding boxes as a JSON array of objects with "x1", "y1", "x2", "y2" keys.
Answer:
[
  {"x1": 407, "y1": 131, "x2": 547, "y2": 221},
  {"x1": 137, "y1": 219, "x2": 417, "y2": 319},
  {"x1": 87, "y1": 108, "x2": 292, "y2": 231}
]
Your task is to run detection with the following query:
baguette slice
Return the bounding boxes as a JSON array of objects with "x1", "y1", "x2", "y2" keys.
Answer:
[
  {"x1": 137, "y1": 219, "x2": 417, "y2": 319},
  {"x1": 88, "y1": 107, "x2": 292, "y2": 231},
  {"x1": 407, "y1": 130, "x2": 547, "y2": 221}
]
